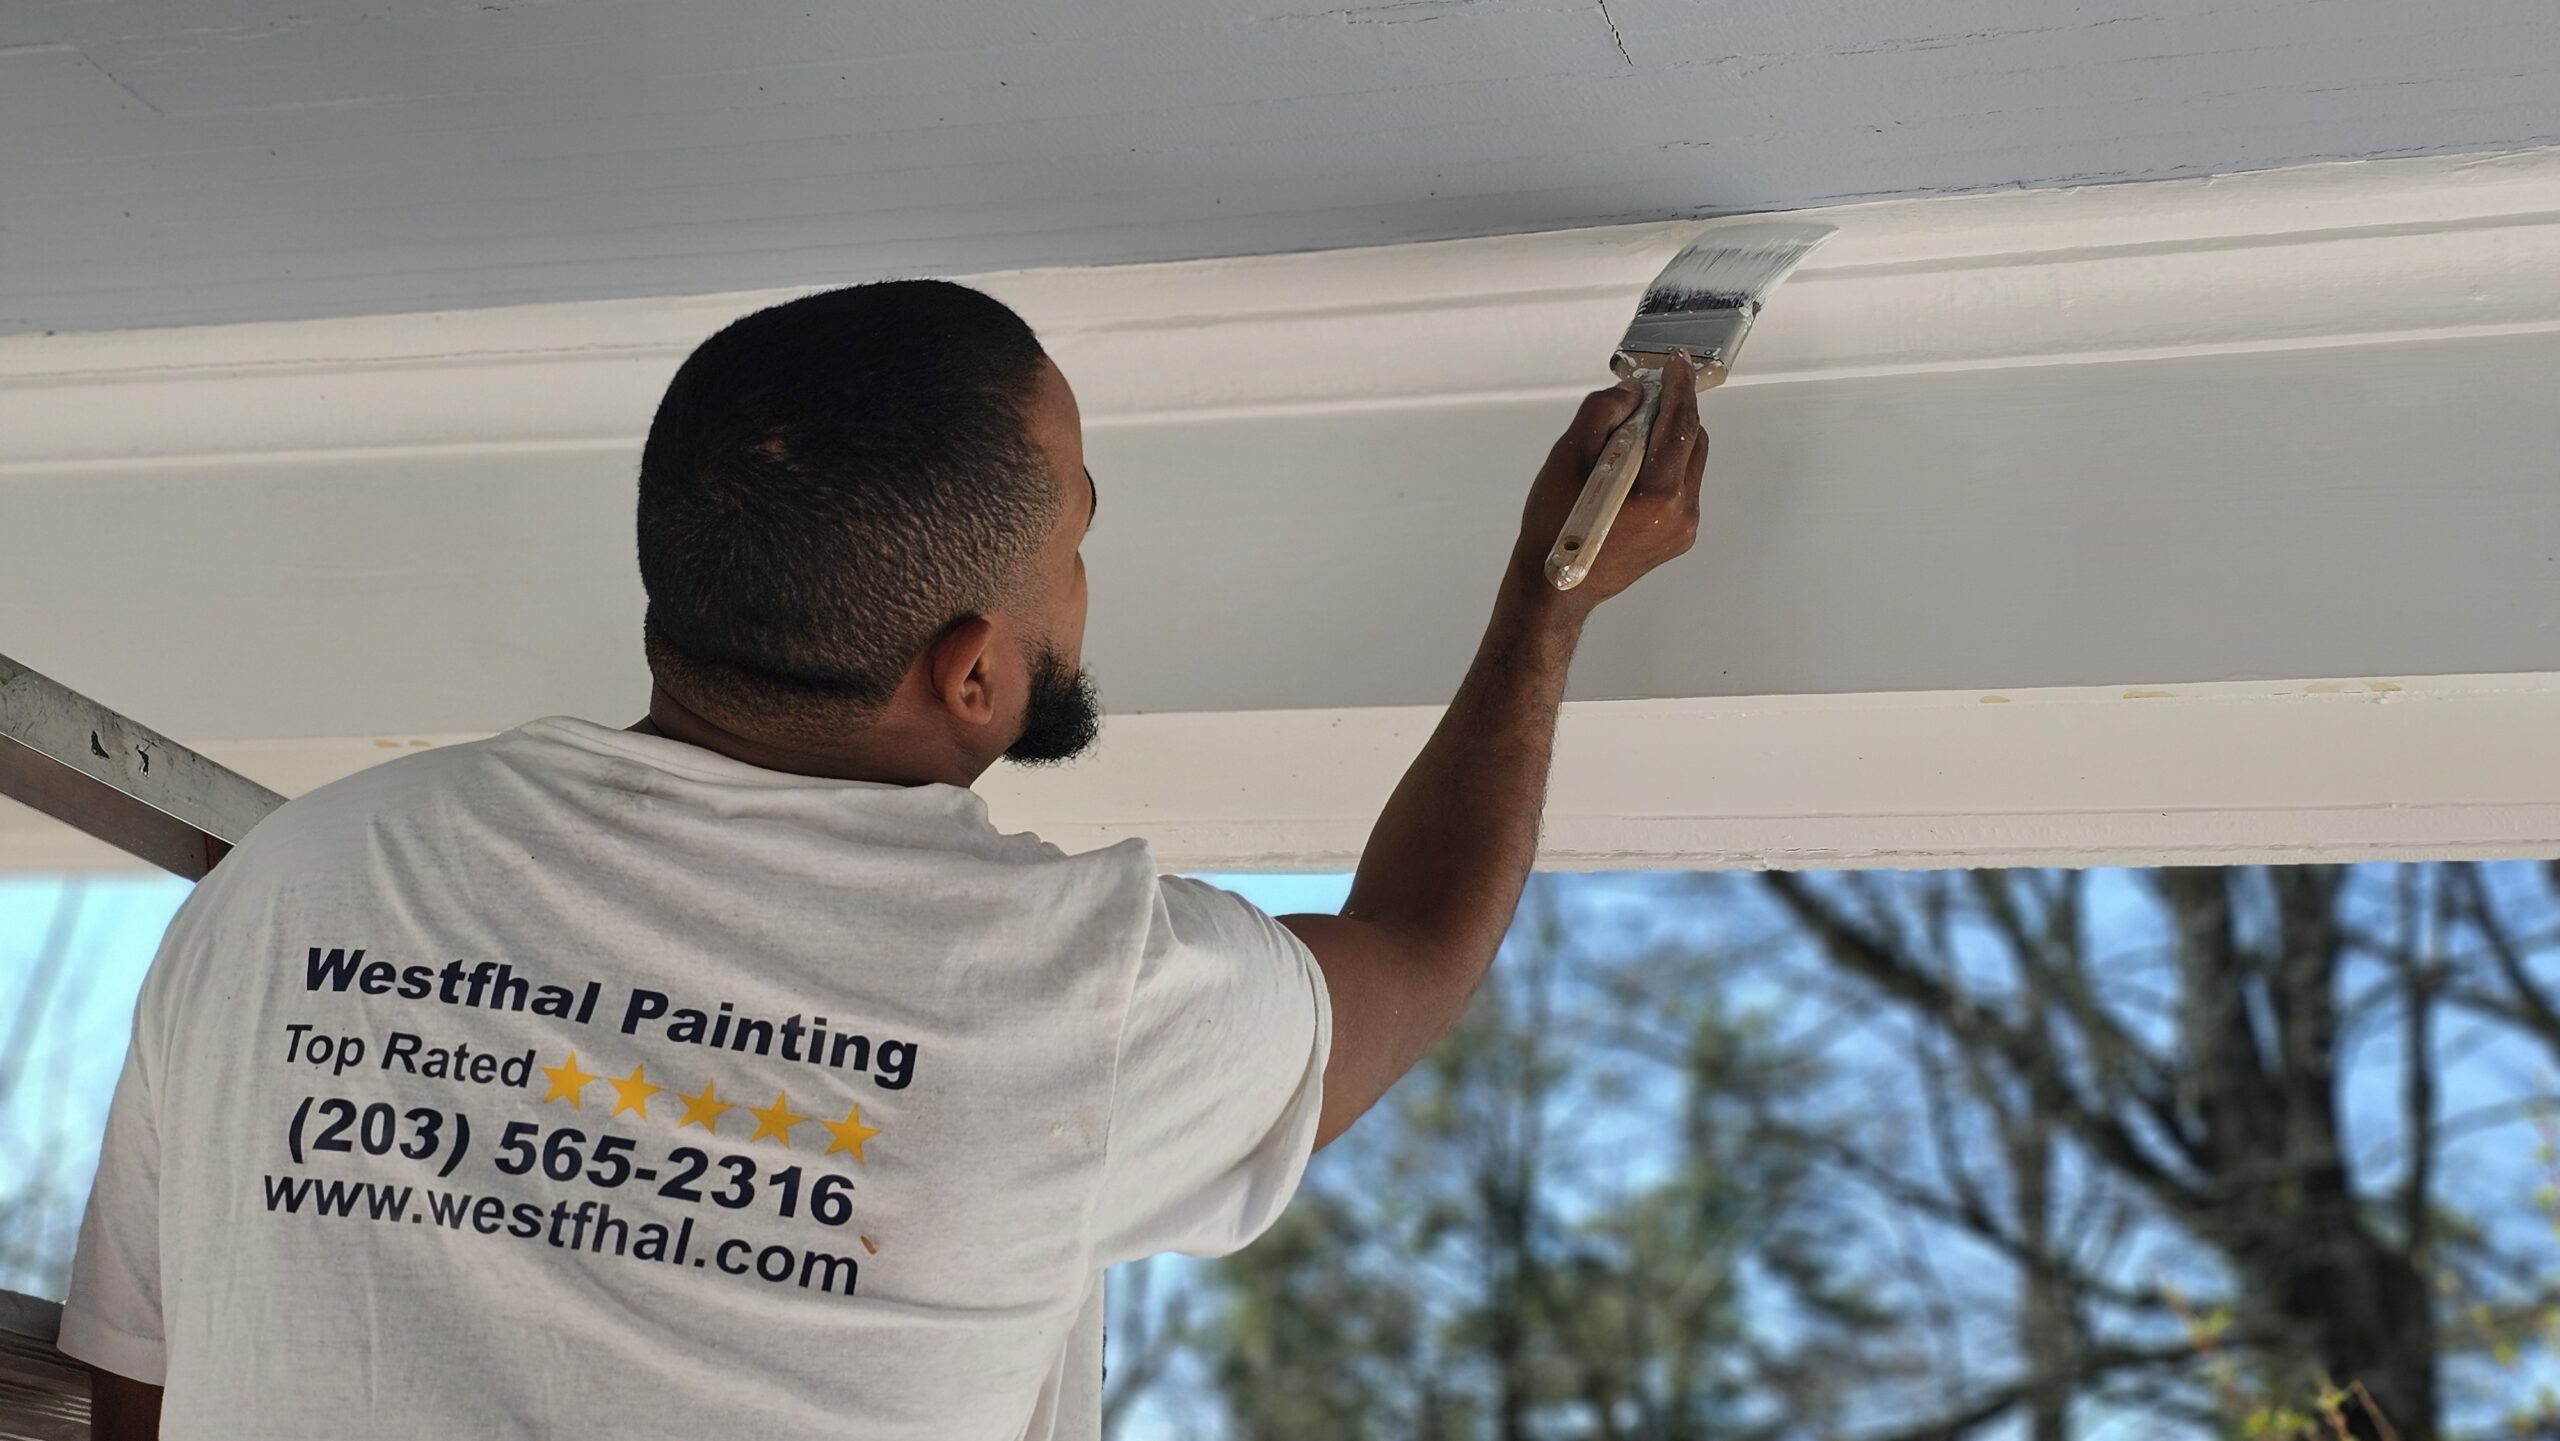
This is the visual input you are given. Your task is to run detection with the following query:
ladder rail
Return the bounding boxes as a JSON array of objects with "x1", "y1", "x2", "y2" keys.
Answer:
[{"x1": 0, "y1": 652, "x2": 287, "y2": 1434}]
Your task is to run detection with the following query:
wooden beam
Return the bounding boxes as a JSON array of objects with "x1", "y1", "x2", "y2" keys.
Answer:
[
  {"x1": 8, "y1": 674, "x2": 2560, "y2": 875},
  {"x1": 4, "y1": 150, "x2": 2557, "y2": 743}
]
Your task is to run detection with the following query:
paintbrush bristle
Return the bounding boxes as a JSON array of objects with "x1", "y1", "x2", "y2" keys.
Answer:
[{"x1": 1635, "y1": 222, "x2": 1835, "y2": 317}]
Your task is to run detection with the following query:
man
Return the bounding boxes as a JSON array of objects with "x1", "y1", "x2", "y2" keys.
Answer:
[{"x1": 63, "y1": 279, "x2": 1704, "y2": 1437}]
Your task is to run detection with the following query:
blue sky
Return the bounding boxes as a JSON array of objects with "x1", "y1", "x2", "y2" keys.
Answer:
[{"x1": 0, "y1": 874, "x2": 189, "y2": 1298}]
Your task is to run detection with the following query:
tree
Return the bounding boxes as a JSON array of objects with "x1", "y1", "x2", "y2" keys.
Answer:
[
  {"x1": 1200, "y1": 875, "x2": 1881, "y2": 1439},
  {"x1": 1178, "y1": 863, "x2": 2560, "y2": 1439},
  {"x1": 1748, "y1": 863, "x2": 2560, "y2": 1440},
  {"x1": 1101, "y1": 1254, "x2": 1202, "y2": 1440}
]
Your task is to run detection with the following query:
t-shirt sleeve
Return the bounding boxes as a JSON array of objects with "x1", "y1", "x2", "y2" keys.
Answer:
[
  {"x1": 1089, "y1": 873, "x2": 1333, "y2": 1266},
  {"x1": 57, "y1": 966, "x2": 171, "y2": 1385}
]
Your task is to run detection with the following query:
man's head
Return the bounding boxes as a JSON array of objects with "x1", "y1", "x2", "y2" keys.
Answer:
[{"x1": 636, "y1": 279, "x2": 1101, "y2": 782}]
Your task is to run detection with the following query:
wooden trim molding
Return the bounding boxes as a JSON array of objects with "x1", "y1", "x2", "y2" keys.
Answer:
[
  {"x1": 2, "y1": 146, "x2": 2555, "y2": 471},
  {"x1": 988, "y1": 673, "x2": 2560, "y2": 871},
  {"x1": 7, "y1": 673, "x2": 2560, "y2": 875}
]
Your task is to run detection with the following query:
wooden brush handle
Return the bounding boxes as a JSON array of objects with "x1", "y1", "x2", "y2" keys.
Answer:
[{"x1": 1545, "y1": 366, "x2": 1664, "y2": 591}]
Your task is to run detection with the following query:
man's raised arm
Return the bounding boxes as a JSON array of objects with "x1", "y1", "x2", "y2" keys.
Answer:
[{"x1": 1281, "y1": 350, "x2": 1708, "y2": 1150}]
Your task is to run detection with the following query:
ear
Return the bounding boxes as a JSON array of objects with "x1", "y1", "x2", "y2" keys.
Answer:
[{"x1": 923, "y1": 615, "x2": 1001, "y2": 727}]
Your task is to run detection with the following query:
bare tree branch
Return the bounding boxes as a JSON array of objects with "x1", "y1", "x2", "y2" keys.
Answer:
[
  {"x1": 2455, "y1": 864, "x2": 2560, "y2": 1058},
  {"x1": 1849, "y1": 1342, "x2": 2205, "y2": 1441},
  {"x1": 1762, "y1": 871, "x2": 2206, "y2": 1211}
]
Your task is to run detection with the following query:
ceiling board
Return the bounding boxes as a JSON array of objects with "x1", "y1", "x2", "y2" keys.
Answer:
[{"x1": 3, "y1": 0, "x2": 2554, "y2": 334}]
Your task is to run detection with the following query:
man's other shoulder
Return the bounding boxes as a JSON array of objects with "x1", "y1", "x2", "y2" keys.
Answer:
[{"x1": 221, "y1": 732, "x2": 521, "y2": 862}]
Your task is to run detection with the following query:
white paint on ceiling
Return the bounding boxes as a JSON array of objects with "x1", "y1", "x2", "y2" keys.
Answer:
[{"x1": 3, "y1": 0, "x2": 2555, "y2": 336}]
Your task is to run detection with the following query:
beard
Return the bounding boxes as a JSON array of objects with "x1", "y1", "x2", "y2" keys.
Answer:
[{"x1": 1003, "y1": 639, "x2": 1102, "y2": 766}]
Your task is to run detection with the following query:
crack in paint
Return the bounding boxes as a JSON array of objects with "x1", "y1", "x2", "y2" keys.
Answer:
[
  {"x1": 76, "y1": 47, "x2": 168, "y2": 118},
  {"x1": 1322, "y1": 0, "x2": 1491, "y2": 24},
  {"x1": 1595, "y1": 0, "x2": 1632, "y2": 66}
]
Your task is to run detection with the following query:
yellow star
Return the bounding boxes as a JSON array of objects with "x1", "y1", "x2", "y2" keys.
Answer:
[
  {"x1": 820, "y1": 1104, "x2": 882, "y2": 1163},
  {"x1": 606, "y1": 1063, "x2": 662, "y2": 1120},
  {"x1": 675, "y1": 1080, "x2": 733, "y2": 1133},
  {"x1": 539, "y1": 1051, "x2": 599, "y2": 1108},
  {"x1": 745, "y1": 1090, "x2": 807, "y2": 1147}
]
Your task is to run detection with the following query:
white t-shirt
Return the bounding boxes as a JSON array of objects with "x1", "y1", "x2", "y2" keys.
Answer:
[{"x1": 59, "y1": 716, "x2": 1332, "y2": 1439}]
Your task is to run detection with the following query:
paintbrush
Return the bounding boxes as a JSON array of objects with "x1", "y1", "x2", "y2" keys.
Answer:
[{"x1": 1545, "y1": 220, "x2": 1834, "y2": 590}]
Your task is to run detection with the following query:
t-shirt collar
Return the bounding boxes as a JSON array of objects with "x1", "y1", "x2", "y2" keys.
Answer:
[{"x1": 516, "y1": 715, "x2": 997, "y2": 826}]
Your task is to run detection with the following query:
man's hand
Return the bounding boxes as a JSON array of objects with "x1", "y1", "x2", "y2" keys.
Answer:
[
  {"x1": 1509, "y1": 349, "x2": 1708, "y2": 613},
  {"x1": 1284, "y1": 352, "x2": 1712, "y2": 1150}
]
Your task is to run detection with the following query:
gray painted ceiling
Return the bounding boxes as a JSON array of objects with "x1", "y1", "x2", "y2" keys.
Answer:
[{"x1": 3, "y1": 0, "x2": 2556, "y2": 337}]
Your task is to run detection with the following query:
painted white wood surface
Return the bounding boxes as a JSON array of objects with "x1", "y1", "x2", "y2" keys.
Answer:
[
  {"x1": 7, "y1": 675, "x2": 2559, "y2": 875},
  {"x1": 4, "y1": 0, "x2": 2555, "y2": 335},
  {"x1": 5, "y1": 152, "x2": 2559, "y2": 872},
  {"x1": 11, "y1": 146, "x2": 2558, "y2": 460},
  {"x1": 3, "y1": 151, "x2": 2555, "y2": 738}
]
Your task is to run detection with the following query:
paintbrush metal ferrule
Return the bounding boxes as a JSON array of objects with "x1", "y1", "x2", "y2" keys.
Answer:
[
  {"x1": 1615, "y1": 310, "x2": 1751, "y2": 372},
  {"x1": 1612, "y1": 221, "x2": 1836, "y2": 374}
]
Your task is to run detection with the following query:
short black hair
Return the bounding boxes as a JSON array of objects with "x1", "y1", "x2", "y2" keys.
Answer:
[{"x1": 636, "y1": 279, "x2": 1058, "y2": 741}]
